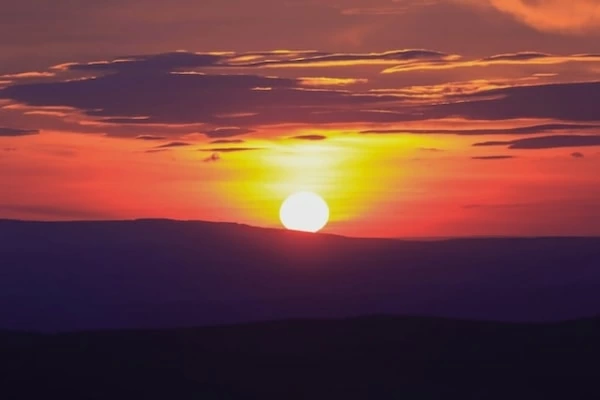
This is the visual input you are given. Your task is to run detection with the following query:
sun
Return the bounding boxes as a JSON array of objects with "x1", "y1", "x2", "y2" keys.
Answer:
[{"x1": 279, "y1": 191, "x2": 329, "y2": 233}]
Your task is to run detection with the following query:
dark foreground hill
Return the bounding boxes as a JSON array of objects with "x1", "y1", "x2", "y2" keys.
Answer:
[
  {"x1": 1, "y1": 219, "x2": 600, "y2": 331},
  {"x1": 2, "y1": 316, "x2": 600, "y2": 399}
]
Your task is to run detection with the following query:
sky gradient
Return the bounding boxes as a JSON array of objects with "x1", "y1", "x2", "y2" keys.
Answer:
[{"x1": 1, "y1": 0, "x2": 600, "y2": 237}]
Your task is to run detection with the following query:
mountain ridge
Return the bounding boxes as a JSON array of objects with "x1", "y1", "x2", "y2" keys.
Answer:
[{"x1": 1, "y1": 219, "x2": 600, "y2": 332}]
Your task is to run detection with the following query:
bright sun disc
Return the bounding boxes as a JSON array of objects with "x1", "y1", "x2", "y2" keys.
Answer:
[{"x1": 279, "y1": 191, "x2": 329, "y2": 233}]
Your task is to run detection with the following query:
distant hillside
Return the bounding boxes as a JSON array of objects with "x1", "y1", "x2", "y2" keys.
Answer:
[
  {"x1": 2, "y1": 316, "x2": 600, "y2": 399},
  {"x1": 1, "y1": 219, "x2": 600, "y2": 331}
]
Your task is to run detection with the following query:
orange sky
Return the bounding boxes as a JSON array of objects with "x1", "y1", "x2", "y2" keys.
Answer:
[{"x1": 1, "y1": 0, "x2": 600, "y2": 237}]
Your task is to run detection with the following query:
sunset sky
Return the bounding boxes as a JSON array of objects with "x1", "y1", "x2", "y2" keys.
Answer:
[{"x1": 1, "y1": 0, "x2": 600, "y2": 237}]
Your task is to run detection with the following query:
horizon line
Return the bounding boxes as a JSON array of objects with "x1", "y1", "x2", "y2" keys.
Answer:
[{"x1": 1, "y1": 217, "x2": 599, "y2": 241}]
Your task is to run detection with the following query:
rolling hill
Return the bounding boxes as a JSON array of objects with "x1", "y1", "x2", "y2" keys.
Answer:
[{"x1": 1, "y1": 219, "x2": 599, "y2": 331}]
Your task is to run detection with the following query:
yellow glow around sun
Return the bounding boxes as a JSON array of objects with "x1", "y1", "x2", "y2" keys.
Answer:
[{"x1": 279, "y1": 191, "x2": 329, "y2": 232}]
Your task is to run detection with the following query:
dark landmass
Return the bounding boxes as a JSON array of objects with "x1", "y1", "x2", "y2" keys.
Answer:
[
  {"x1": 2, "y1": 220, "x2": 600, "y2": 398},
  {"x1": 1, "y1": 219, "x2": 600, "y2": 331},
  {"x1": 2, "y1": 316, "x2": 600, "y2": 398}
]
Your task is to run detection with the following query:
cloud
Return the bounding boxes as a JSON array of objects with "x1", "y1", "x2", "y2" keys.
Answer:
[
  {"x1": 299, "y1": 77, "x2": 368, "y2": 87},
  {"x1": 461, "y1": 0, "x2": 600, "y2": 35},
  {"x1": 476, "y1": 52, "x2": 600, "y2": 65},
  {"x1": 3, "y1": 147, "x2": 17, "y2": 152},
  {"x1": 203, "y1": 153, "x2": 221, "y2": 162},
  {"x1": 472, "y1": 140, "x2": 510, "y2": 147},
  {"x1": 16, "y1": 49, "x2": 600, "y2": 87},
  {"x1": 419, "y1": 147, "x2": 444, "y2": 152},
  {"x1": 362, "y1": 123, "x2": 600, "y2": 136},
  {"x1": 145, "y1": 149, "x2": 170, "y2": 154},
  {"x1": 428, "y1": 81, "x2": 600, "y2": 122},
  {"x1": 265, "y1": 49, "x2": 560, "y2": 74},
  {"x1": 383, "y1": 52, "x2": 600, "y2": 73},
  {"x1": 0, "y1": 127, "x2": 39, "y2": 136},
  {"x1": 203, "y1": 127, "x2": 256, "y2": 138},
  {"x1": 209, "y1": 139, "x2": 246, "y2": 144},
  {"x1": 290, "y1": 134, "x2": 327, "y2": 141},
  {"x1": 55, "y1": 49, "x2": 455, "y2": 74},
  {"x1": 236, "y1": 49, "x2": 457, "y2": 68},
  {"x1": 155, "y1": 141, "x2": 192, "y2": 148},
  {"x1": 472, "y1": 155, "x2": 515, "y2": 160},
  {"x1": 136, "y1": 135, "x2": 168, "y2": 140},
  {"x1": 0, "y1": 72, "x2": 341, "y2": 128},
  {"x1": 0, "y1": 68, "x2": 404, "y2": 128},
  {"x1": 0, "y1": 71, "x2": 55, "y2": 79},
  {"x1": 199, "y1": 147, "x2": 261, "y2": 153},
  {"x1": 3, "y1": 51, "x2": 600, "y2": 132},
  {"x1": 473, "y1": 135, "x2": 600, "y2": 149},
  {"x1": 571, "y1": 152, "x2": 585, "y2": 158},
  {"x1": 0, "y1": 72, "x2": 301, "y2": 126},
  {"x1": 481, "y1": 52, "x2": 551, "y2": 62},
  {"x1": 57, "y1": 52, "x2": 226, "y2": 73},
  {"x1": 376, "y1": 77, "x2": 542, "y2": 98}
]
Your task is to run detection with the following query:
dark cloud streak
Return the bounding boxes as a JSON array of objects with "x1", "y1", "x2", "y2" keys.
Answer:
[
  {"x1": 2, "y1": 51, "x2": 600, "y2": 132},
  {"x1": 471, "y1": 155, "x2": 515, "y2": 160},
  {"x1": 136, "y1": 135, "x2": 168, "y2": 141},
  {"x1": 290, "y1": 134, "x2": 327, "y2": 141},
  {"x1": 0, "y1": 127, "x2": 39, "y2": 136},
  {"x1": 209, "y1": 139, "x2": 245, "y2": 144},
  {"x1": 362, "y1": 123, "x2": 600, "y2": 136},
  {"x1": 203, "y1": 127, "x2": 256, "y2": 138},
  {"x1": 473, "y1": 135, "x2": 600, "y2": 150},
  {"x1": 199, "y1": 147, "x2": 261, "y2": 153},
  {"x1": 431, "y1": 82, "x2": 600, "y2": 122},
  {"x1": 155, "y1": 141, "x2": 192, "y2": 148}
]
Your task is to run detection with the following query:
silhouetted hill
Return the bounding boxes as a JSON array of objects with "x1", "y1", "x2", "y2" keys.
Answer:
[
  {"x1": 1, "y1": 219, "x2": 600, "y2": 331},
  {"x1": 2, "y1": 316, "x2": 600, "y2": 398}
]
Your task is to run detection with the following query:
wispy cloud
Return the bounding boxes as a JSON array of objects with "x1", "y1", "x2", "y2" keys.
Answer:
[
  {"x1": 471, "y1": 155, "x2": 515, "y2": 160},
  {"x1": 51, "y1": 49, "x2": 455, "y2": 74},
  {"x1": 428, "y1": 81, "x2": 600, "y2": 122},
  {"x1": 199, "y1": 147, "x2": 261, "y2": 153},
  {"x1": 203, "y1": 127, "x2": 256, "y2": 138},
  {"x1": 299, "y1": 77, "x2": 368, "y2": 87},
  {"x1": 154, "y1": 141, "x2": 192, "y2": 148},
  {"x1": 362, "y1": 123, "x2": 600, "y2": 136},
  {"x1": 203, "y1": 153, "x2": 221, "y2": 162},
  {"x1": 235, "y1": 49, "x2": 457, "y2": 68},
  {"x1": 0, "y1": 127, "x2": 39, "y2": 136},
  {"x1": 136, "y1": 135, "x2": 168, "y2": 140},
  {"x1": 2, "y1": 51, "x2": 600, "y2": 138},
  {"x1": 55, "y1": 52, "x2": 226, "y2": 73},
  {"x1": 383, "y1": 52, "x2": 600, "y2": 73},
  {"x1": 209, "y1": 139, "x2": 245, "y2": 144},
  {"x1": 457, "y1": 0, "x2": 600, "y2": 35},
  {"x1": 473, "y1": 135, "x2": 600, "y2": 149},
  {"x1": 0, "y1": 71, "x2": 55, "y2": 79},
  {"x1": 289, "y1": 134, "x2": 327, "y2": 141}
]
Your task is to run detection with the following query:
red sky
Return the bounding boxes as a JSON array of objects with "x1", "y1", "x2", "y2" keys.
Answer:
[{"x1": 1, "y1": 0, "x2": 600, "y2": 237}]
